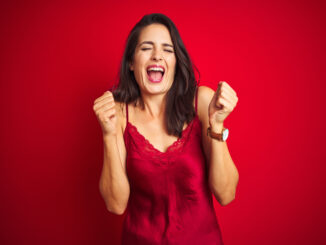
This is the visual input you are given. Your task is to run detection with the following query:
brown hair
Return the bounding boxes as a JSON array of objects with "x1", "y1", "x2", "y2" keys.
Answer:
[{"x1": 112, "y1": 13, "x2": 199, "y2": 137}]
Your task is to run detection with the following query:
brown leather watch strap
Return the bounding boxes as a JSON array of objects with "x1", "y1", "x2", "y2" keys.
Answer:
[{"x1": 207, "y1": 127, "x2": 224, "y2": 141}]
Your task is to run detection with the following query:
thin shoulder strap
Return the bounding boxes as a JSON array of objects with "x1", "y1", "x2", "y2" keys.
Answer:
[
  {"x1": 126, "y1": 103, "x2": 129, "y2": 124},
  {"x1": 195, "y1": 87, "x2": 199, "y2": 114}
]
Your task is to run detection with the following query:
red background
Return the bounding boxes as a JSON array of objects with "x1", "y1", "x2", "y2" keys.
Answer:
[{"x1": 1, "y1": 0, "x2": 325, "y2": 244}]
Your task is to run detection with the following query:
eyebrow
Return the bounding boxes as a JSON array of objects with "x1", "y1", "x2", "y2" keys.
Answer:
[{"x1": 138, "y1": 41, "x2": 174, "y2": 48}]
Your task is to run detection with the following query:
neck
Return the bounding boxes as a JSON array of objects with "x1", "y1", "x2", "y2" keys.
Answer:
[{"x1": 138, "y1": 92, "x2": 167, "y2": 119}]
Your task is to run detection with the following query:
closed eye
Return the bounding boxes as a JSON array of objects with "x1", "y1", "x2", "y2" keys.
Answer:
[{"x1": 141, "y1": 48, "x2": 173, "y2": 53}]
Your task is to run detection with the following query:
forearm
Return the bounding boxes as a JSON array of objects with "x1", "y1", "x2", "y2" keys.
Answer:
[
  {"x1": 99, "y1": 135, "x2": 130, "y2": 214},
  {"x1": 208, "y1": 123, "x2": 239, "y2": 206}
]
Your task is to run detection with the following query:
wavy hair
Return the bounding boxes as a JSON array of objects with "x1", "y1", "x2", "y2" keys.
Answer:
[{"x1": 112, "y1": 13, "x2": 199, "y2": 137}]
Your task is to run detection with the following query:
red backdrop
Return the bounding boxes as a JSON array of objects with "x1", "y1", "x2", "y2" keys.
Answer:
[{"x1": 1, "y1": 0, "x2": 325, "y2": 244}]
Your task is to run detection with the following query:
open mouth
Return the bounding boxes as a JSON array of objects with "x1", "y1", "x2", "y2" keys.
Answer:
[{"x1": 146, "y1": 65, "x2": 165, "y2": 83}]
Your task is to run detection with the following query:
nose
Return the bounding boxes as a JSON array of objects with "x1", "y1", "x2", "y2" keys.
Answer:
[{"x1": 151, "y1": 48, "x2": 163, "y2": 61}]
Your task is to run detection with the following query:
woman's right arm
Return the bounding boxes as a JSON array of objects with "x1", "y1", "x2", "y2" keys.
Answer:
[{"x1": 93, "y1": 91, "x2": 130, "y2": 215}]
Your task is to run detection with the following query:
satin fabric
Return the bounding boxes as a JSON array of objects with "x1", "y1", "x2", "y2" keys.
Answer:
[{"x1": 121, "y1": 92, "x2": 224, "y2": 245}]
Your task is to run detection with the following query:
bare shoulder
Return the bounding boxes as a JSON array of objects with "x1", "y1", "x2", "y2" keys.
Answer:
[
  {"x1": 198, "y1": 85, "x2": 215, "y2": 99},
  {"x1": 197, "y1": 85, "x2": 215, "y2": 123}
]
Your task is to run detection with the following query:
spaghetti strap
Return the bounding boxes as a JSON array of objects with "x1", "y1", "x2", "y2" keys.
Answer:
[
  {"x1": 126, "y1": 103, "x2": 129, "y2": 124},
  {"x1": 195, "y1": 87, "x2": 198, "y2": 114}
]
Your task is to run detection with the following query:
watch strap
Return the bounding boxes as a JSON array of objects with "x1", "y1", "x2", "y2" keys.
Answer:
[{"x1": 207, "y1": 127, "x2": 225, "y2": 141}]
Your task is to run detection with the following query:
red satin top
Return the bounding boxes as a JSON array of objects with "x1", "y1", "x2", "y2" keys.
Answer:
[{"x1": 121, "y1": 90, "x2": 224, "y2": 245}]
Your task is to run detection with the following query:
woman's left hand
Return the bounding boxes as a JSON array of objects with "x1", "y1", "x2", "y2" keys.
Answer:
[{"x1": 208, "y1": 81, "x2": 239, "y2": 127}]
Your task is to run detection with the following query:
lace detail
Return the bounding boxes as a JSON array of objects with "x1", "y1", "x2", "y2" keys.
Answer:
[{"x1": 125, "y1": 116, "x2": 200, "y2": 163}]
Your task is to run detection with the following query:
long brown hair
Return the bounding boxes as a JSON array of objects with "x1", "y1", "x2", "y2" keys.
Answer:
[{"x1": 113, "y1": 13, "x2": 199, "y2": 137}]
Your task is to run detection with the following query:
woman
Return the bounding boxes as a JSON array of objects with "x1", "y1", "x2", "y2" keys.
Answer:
[{"x1": 93, "y1": 13, "x2": 239, "y2": 245}]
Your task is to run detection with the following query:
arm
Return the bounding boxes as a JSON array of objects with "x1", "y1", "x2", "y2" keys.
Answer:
[
  {"x1": 99, "y1": 132, "x2": 130, "y2": 215},
  {"x1": 197, "y1": 84, "x2": 239, "y2": 206},
  {"x1": 93, "y1": 91, "x2": 130, "y2": 215}
]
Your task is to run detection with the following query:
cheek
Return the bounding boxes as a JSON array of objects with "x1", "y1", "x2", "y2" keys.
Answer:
[
  {"x1": 170, "y1": 64, "x2": 177, "y2": 77},
  {"x1": 132, "y1": 66, "x2": 144, "y2": 85},
  {"x1": 167, "y1": 58, "x2": 176, "y2": 75},
  {"x1": 134, "y1": 62, "x2": 145, "y2": 76}
]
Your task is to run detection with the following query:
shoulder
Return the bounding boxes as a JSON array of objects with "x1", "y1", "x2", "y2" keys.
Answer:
[
  {"x1": 196, "y1": 85, "x2": 215, "y2": 123},
  {"x1": 198, "y1": 85, "x2": 215, "y2": 102}
]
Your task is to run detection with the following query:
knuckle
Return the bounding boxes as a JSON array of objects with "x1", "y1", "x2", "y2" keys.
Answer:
[
  {"x1": 99, "y1": 111, "x2": 105, "y2": 117},
  {"x1": 109, "y1": 102, "x2": 115, "y2": 107},
  {"x1": 109, "y1": 97, "x2": 115, "y2": 104}
]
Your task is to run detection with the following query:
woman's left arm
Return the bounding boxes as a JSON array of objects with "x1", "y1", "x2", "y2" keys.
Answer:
[{"x1": 197, "y1": 82, "x2": 239, "y2": 206}]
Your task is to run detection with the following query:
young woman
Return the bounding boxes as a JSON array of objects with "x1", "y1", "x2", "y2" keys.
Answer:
[{"x1": 93, "y1": 13, "x2": 239, "y2": 245}]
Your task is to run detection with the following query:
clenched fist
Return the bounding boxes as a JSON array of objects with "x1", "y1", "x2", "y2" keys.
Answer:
[
  {"x1": 208, "y1": 81, "x2": 238, "y2": 126},
  {"x1": 93, "y1": 91, "x2": 118, "y2": 136}
]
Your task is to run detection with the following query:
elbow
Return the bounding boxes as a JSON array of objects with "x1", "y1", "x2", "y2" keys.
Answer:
[
  {"x1": 218, "y1": 193, "x2": 236, "y2": 206},
  {"x1": 99, "y1": 181, "x2": 129, "y2": 215},
  {"x1": 107, "y1": 205, "x2": 127, "y2": 215},
  {"x1": 219, "y1": 182, "x2": 239, "y2": 206},
  {"x1": 210, "y1": 186, "x2": 237, "y2": 207},
  {"x1": 99, "y1": 187, "x2": 128, "y2": 215},
  {"x1": 104, "y1": 197, "x2": 128, "y2": 215},
  {"x1": 211, "y1": 170, "x2": 239, "y2": 207}
]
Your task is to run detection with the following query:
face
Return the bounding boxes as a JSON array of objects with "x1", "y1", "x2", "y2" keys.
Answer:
[{"x1": 130, "y1": 24, "x2": 177, "y2": 96}]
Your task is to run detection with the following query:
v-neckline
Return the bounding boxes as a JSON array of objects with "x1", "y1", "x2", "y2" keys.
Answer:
[{"x1": 126, "y1": 116, "x2": 197, "y2": 154}]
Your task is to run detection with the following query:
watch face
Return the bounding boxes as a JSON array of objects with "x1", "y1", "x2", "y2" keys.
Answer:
[{"x1": 222, "y1": 128, "x2": 229, "y2": 141}]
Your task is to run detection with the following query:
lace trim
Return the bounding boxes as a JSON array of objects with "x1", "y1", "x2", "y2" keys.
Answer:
[{"x1": 125, "y1": 116, "x2": 200, "y2": 162}]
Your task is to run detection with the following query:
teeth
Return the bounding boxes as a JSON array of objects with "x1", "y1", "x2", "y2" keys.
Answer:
[{"x1": 147, "y1": 67, "x2": 164, "y2": 72}]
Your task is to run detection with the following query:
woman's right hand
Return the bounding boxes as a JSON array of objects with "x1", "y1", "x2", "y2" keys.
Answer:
[{"x1": 93, "y1": 91, "x2": 118, "y2": 137}]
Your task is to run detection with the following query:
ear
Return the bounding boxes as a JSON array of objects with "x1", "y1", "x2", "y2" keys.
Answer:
[{"x1": 129, "y1": 62, "x2": 134, "y2": 71}]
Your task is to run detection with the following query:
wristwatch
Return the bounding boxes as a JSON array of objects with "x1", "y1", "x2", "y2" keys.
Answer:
[{"x1": 207, "y1": 127, "x2": 229, "y2": 142}]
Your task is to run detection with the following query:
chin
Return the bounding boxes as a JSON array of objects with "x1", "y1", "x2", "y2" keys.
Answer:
[{"x1": 141, "y1": 79, "x2": 173, "y2": 95}]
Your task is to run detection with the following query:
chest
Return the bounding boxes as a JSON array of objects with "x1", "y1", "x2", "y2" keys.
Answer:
[
  {"x1": 131, "y1": 121, "x2": 189, "y2": 153},
  {"x1": 124, "y1": 120, "x2": 207, "y2": 197}
]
